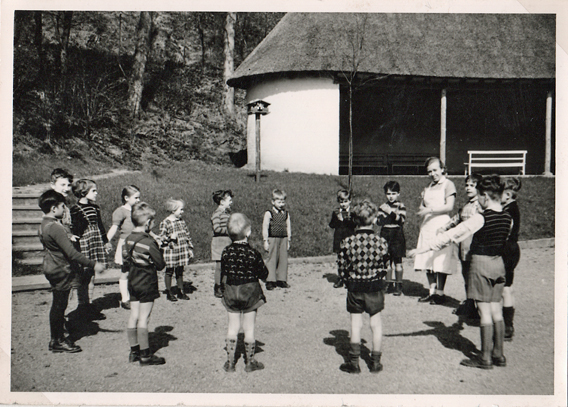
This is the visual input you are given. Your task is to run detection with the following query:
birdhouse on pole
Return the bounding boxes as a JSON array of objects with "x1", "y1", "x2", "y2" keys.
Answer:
[{"x1": 246, "y1": 99, "x2": 270, "y2": 182}]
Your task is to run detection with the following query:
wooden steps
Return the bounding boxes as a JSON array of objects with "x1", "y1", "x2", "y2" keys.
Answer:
[{"x1": 12, "y1": 189, "x2": 45, "y2": 271}]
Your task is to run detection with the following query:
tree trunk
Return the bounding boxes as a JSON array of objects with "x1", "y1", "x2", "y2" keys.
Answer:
[
  {"x1": 222, "y1": 12, "x2": 236, "y2": 118},
  {"x1": 128, "y1": 11, "x2": 154, "y2": 118},
  {"x1": 348, "y1": 84, "x2": 353, "y2": 193},
  {"x1": 56, "y1": 11, "x2": 73, "y2": 75},
  {"x1": 33, "y1": 11, "x2": 45, "y2": 76}
]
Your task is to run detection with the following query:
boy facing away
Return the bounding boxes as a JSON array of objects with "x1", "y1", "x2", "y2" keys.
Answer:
[
  {"x1": 262, "y1": 189, "x2": 291, "y2": 290},
  {"x1": 338, "y1": 199, "x2": 390, "y2": 374},
  {"x1": 221, "y1": 213, "x2": 268, "y2": 373},
  {"x1": 38, "y1": 190, "x2": 105, "y2": 353},
  {"x1": 376, "y1": 181, "x2": 407, "y2": 296},
  {"x1": 123, "y1": 202, "x2": 167, "y2": 366}
]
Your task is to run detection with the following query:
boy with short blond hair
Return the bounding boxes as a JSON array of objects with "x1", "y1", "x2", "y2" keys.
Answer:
[
  {"x1": 338, "y1": 199, "x2": 389, "y2": 374},
  {"x1": 262, "y1": 189, "x2": 291, "y2": 290},
  {"x1": 123, "y1": 202, "x2": 166, "y2": 366}
]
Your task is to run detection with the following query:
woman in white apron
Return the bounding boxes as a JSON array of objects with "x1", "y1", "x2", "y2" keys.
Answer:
[{"x1": 414, "y1": 157, "x2": 457, "y2": 304}]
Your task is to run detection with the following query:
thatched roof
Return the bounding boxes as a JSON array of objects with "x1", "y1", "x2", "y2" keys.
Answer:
[{"x1": 228, "y1": 13, "x2": 555, "y2": 88}]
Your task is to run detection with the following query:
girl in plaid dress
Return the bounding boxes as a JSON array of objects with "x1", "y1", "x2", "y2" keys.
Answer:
[
  {"x1": 71, "y1": 179, "x2": 112, "y2": 312},
  {"x1": 159, "y1": 198, "x2": 194, "y2": 302}
]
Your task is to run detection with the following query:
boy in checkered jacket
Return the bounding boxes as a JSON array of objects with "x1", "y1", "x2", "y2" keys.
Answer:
[{"x1": 338, "y1": 198, "x2": 389, "y2": 374}]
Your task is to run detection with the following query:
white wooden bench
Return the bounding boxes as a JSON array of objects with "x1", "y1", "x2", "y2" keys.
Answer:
[{"x1": 465, "y1": 150, "x2": 527, "y2": 175}]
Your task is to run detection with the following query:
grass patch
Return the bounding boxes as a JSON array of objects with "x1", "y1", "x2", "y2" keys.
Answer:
[{"x1": 87, "y1": 161, "x2": 554, "y2": 263}]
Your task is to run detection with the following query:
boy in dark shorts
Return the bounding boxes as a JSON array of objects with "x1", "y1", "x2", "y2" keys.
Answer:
[
  {"x1": 337, "y1": 199, "x2": 389, "y2": 374},
  {"x1": 38, "y1": 190, "x2": 105, "y2": 353},
  {"x1": 377, "y1": 181, "x2": 407, "y2": 296},
  {"x1": 123, "y1": 202, "x2": 166, "y2": 366},
  {"x1": 221, "y1": 213, "x2": 268, "y2": 373}
]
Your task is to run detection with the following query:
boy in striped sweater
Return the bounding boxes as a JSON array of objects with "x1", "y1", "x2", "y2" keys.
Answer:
[
  {"x1": 123, "y1": 202, "x2": 166, "y2": 366},
  {"x1": 409, "y1": 175, "x2": 512, "y2": 369},
  {"x1": 338, "y1": 199, "x2": 390, "y2": 374}
]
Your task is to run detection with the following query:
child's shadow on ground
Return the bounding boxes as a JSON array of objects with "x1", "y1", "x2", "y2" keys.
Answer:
[
  {"x1": 323, "y1": 273, "x2": 340, "y2": 284},
  {"x1": 149, "y1": 326, "x2": 178, "y2": 354},
  {"x1": 65, "y1": 309, "x2": 121, "y2": 342},
  {"x1": 93, "y1": 293, "x2": 122, "y2": 310},
  {"x1": 402, "y1": 282, "x2": 461, "y2": 310},
  {"x1": 323, "y1": 329, "x2": 377, "y2": 371},
  {"x1": 385, "y1": 320, "x2": 479, "y2": 359},
  {"x1": 232, "y1": 333, "x2": 265, "y2": 365},
  {"x1": 162, "y1": 282, "x2": 198, "y2": 296}
]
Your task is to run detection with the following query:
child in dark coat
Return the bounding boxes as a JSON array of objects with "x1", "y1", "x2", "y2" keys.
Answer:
[{"x1": 329, "y1": 189, "x2": 356, "y2": 288}]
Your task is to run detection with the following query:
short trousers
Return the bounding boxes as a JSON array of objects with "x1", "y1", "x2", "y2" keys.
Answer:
[
  {"x1": 128, "y1": 281, "x2": 160, "y2": 303},
  {"x1": 346, "y1": 290, "x2": 384, "y2": 316},
  {"x1": 380, "y1": 227, "x2": 406, "y2": 260},
  {"x1": 222, "y1": 282, "x2": 266, "y2": 313},
  {"x1": 467, "y1": 255, "x2": 506, "y2": 303},
  {"x1": 211, "y1": 236, "x2": 232, "y2": 261}
]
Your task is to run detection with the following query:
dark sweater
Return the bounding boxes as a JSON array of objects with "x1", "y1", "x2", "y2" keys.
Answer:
[
  {"x1": 329, "y1": 209, "x2": 357, "y2": 253},
  {"x1": 39, "y1": 215, "x2": 96, "y2": 290},
  {"x1": 502, "y1": 201, "x2": 520, "y2": 243},
  {"x1": 221, "y1": 242, "x2": 269, "y2": 285},
  {"x1": 337, "y1": 229, "x2": 389, "y2": 293},
  {"x1": 70, "y1": 202, "x2": 109, "y2": 243},
  {"x1": 123, "y1": 231, "x2": 166, "y2": 288},
  {"x1": 470, "y1": 209, "x2": 512, "y2": 256}
]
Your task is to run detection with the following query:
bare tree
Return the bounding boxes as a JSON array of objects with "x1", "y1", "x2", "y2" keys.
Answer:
[
  {"x1": 51, "y1": 11, "x2": 73, "y2": 76},
  {"x1": 337, "y1": 14, "x2": 369, "y2": 193},
  {"x1": 128, "y1": 11, "x2": 154, "y2": 118},
  {"x1": 222, "y1": 12, "x2": 236, "y2": 118}
]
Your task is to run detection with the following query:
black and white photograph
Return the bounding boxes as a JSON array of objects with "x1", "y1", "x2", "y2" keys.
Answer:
[{"x1": 1, "y1": 0, "x2": 566, "y2": 406}]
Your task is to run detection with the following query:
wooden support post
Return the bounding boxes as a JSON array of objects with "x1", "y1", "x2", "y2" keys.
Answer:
[
  {"x1": 440, "y1": 88, "x2": 447, "y2": 165},
  {"x1": 255, "y1": 113, "x2": 261, "y2": 182},
  {"x1": 544, "y1": 90, "x2": 553, "y2": 176}
]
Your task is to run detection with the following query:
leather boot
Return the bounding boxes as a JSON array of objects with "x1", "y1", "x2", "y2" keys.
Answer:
[
  {"x1": 223, "y1": 339, "x2": 237, "y2": 372},
  {"x1": 129, "y1": 345, "x2": 141, "y2": 363},
  {"x1": 244, "y1": 342, "x2": 264, "y2": 372},
  {"x1": 460, "y1": 324, "x2": 493, "y2": 369},
  {"x1": 165, "y1": 290, "x2": 177, "y2": 302},
  {"x1": 393, "y1": 271, "x2": 403, "y2": 296},
  {"x1": 139, "y1": 348, "x2": 166, "y2": 366},
  {"x1": 370, "y1": 351, "x2": 383, "y2": 373},
  {"x1": 340, "y1": 342, "x2": 361, "y2": 374},
  {"x1": 492, "y1": 320, "x2": 507, "y2": 367}
]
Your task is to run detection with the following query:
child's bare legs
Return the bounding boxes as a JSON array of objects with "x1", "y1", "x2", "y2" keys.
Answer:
[
  {"x1": 419, "y1": 271, "x2": 437, "y2": 301},
  {"x1": 369, "y1": 312, "x2": 382, "y2": 352},
  {"x1": 394, "y1": 263, "x2": 403, "y2": 296},
  {"x1": 129, "y1": 301, "x2": 164, "y2": 365},
  {"x1": 226, "y1": 311, "x2": 262, "y2": 372},
  {"x1": 118, "y1": 270, "x2": 130, "y2": 306},
  {"x1": 341, "y1": 313, "x2": 363, "y2": 374}
]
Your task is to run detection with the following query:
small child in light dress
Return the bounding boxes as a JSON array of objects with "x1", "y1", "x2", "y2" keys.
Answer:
[{"x1": 159, "y1": 198, "x2": 194, "y2": 302}]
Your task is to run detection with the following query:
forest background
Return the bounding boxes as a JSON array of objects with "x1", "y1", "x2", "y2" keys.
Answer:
[{"x1": 12, "y1": 11, "x2": 284, "y2": 185}]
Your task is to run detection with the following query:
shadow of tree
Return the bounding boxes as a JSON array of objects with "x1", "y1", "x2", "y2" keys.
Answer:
[
  {"x1": 385, "y1": 320, "x2": 479, "y2": 359},
  {"x1": 149, "y1": 325, "x2": 178, "y2": 353}
]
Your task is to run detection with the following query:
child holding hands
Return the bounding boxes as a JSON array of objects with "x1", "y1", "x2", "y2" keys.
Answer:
[
  {"x1": 70, "y1": 179, "x2": 112, "y2": 318},
  {"x1": 337, "y1": 199, "x2": 390, "y2": 374},
  {"x1": 38, "y1": 190, "x2": 105, "y2": 353},
  {"x1": 409, "y1": 175, "x2": 512, "y2": 369},
  {"x1": 262, "y1": 189, "x2": 292, "y2": 290},
  {"x1": 160, "y1": 198, "x2": 194, "y2": 302},
  {"x1": 107, "y1": 185, "x2": 141, "y2": 310},
  {"x1": 329, "y1": 189, "x2": 356, "y2": 288},
  {"x1": 123, "y1": 202, "x2": 167, "y2": 366},
  {"x1": 220, "y1": 213, "x2": 268, "y2": 373}
]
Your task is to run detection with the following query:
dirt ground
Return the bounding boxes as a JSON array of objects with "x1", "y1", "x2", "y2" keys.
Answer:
[{"x1": 10, "y1": 246, "x2": 556, "y2": 398}]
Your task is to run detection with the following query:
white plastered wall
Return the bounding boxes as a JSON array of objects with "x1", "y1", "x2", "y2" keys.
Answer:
[{"x1": 245, "y1": 76, "x2": 340, "y2": 175}]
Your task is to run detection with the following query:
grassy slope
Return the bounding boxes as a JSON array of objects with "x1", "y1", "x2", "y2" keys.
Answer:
[{"x1": 85, "y1": 161, "x2": 554, "y2": 263}]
